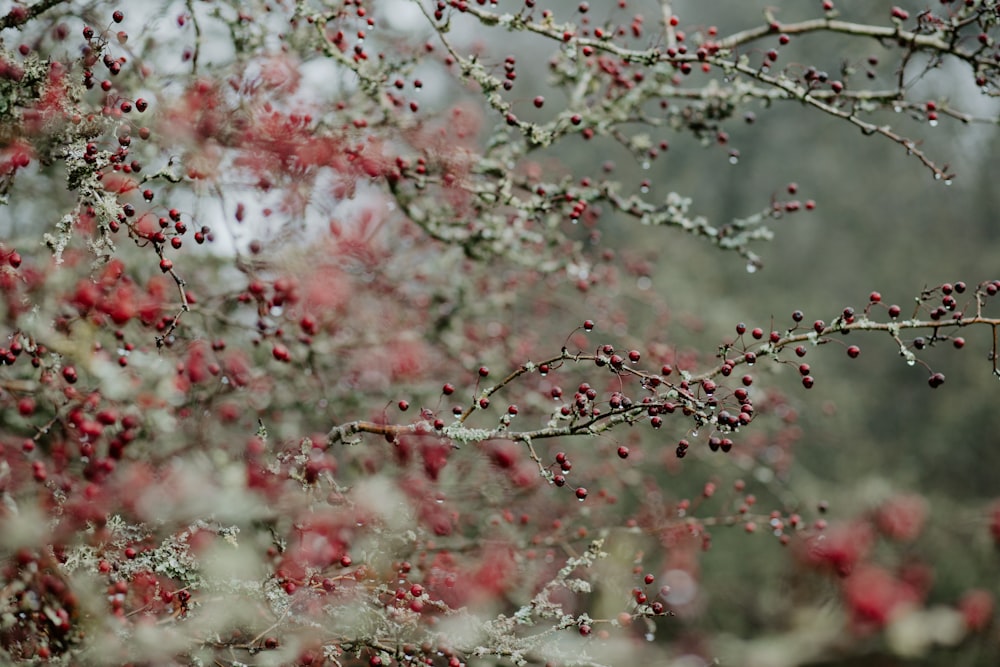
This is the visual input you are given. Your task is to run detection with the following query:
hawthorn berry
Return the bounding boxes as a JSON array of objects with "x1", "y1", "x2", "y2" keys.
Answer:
[
  {"x1": 575, "y1": 487, "x2": 588, "y2": 500},
  {"x1": 846, "y1": 345, "x2": 860, "y2": 358}
]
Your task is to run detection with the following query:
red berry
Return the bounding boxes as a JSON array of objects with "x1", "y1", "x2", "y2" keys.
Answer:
[
  {"x1": 583, "y1": 319, "x2": 594, "y2": 331},
  {"x1": 478, "y1": 366, "x2": 489, "y2": 377},
  {"x1": 575, "y1": 487, "x2": 588, "y2": 500},
  {"x1": 846, "y1": 345, "x2": 860, "y2": 358},
  {"x1": 112, "y1": 10, "x2": 124, "y2": 23},
  {"x1": 159, "y1": 258, "x2": 173, "y2": 272}
]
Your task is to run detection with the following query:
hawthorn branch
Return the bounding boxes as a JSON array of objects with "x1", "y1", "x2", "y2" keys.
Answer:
[
  {"x1": 328, "y1": 288, "x2": 1000, "y2": 453},
  {"x1": 0, "y1": 0, "x2": 68, "y2": 30},
  {"x1": 717, "y1": 17, "x2": 996, "y2": 74},
  {"x1": 454, "y1": 3, "x2": 994, "y2": 179}
]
